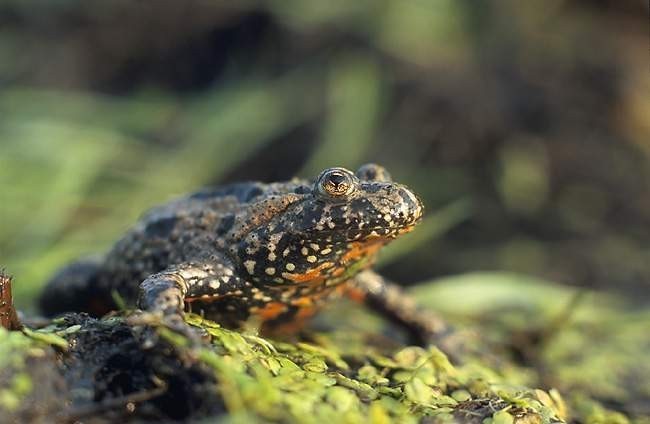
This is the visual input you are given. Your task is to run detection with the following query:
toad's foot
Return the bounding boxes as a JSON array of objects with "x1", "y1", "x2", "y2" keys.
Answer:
[{"x1": 349, "y1": 270, "x2": 463, "y2": 359}]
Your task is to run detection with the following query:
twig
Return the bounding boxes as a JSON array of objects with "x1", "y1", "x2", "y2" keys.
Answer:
[
  {"x1": 56, "y1": 384, "x2": 168, "y2": 423},
  {"x1": 0, "y1": 270, "x2": 23, "y2": 331}
]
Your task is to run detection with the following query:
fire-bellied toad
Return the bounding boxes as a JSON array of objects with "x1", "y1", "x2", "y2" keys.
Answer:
[{"x1": 40, "y1": 164, "x2": 446, "y2": 343}]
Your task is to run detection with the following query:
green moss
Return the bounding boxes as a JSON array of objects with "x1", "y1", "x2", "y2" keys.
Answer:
[
  {"x1": 0, "y1": 328, "x2": 52, "y2": 411},
  {"x1": 163, "y1": 313, "x2": 563, "y2": 423}
]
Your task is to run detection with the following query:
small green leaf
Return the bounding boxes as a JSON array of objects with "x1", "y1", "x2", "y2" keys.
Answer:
[
  {"x1": 326, "y1": 386, "x2": 358, "y2": 412},
  {"x1": 492, "y1": 409, "x2": 514, "y2": 424},
  {"x1": 21, "y1": 327, "x2": 68, "y2": 350},
  {"x1": 330, "y1": 372, "x2": 378, "y2": 401},
  {"x1": 404, "y1": 377, "x2": 436, "y2": 405}
]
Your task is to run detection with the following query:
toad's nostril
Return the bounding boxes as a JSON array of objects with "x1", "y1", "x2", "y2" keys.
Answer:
[
  {"x1": 400, "y1": 187, "x2": 421, "y2": 207},
  {"x1": 397, "y1": 186, "x2": 424, "y2": 223},
  {"x1": 414, "y1": 205, "x2": 423, "y2": 220}
]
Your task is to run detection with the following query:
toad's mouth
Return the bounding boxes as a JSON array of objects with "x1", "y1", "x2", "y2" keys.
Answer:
[{"x1": 310, "y1": 224, "x2": 419, "y2": 241}]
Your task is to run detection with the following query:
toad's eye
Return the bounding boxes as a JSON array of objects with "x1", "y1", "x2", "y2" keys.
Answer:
[{"x1": 316, "y1": 168, "x2": 357, "y2": 198}]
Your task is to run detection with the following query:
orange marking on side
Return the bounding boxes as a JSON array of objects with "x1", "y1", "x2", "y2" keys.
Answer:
[
  {"x1": 256, "y1": 302, "x2": 288, "y2": 320},
  {"x1": 331, "y1": 266, "x2": 346, "y2": 277},
  {"x1": 291, "y1": 296, "x2": 314, "y2": 308},
  {"x1": 295, "y1": 306, "x2": 317, "y2": 320},
  {"x1": 327, "y1": 281, "x2": 351, "y2": 297},
  {"x1": 398, "y1": 225, "x2": 416, "y2": 235},
  {"x1": 341, "y1": 241, "x2": 384, "y2": 264},
  {"x1": 345, "y1": 287, "x2": 367, "y2": 304},
  {"x1": 283, "y1": 262, "x2": 334, "y2": 283}
]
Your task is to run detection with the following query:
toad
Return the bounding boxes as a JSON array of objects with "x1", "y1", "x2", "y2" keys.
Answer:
[{"x1": 40, "y1": 164, "x2": 446, "y2": 343}]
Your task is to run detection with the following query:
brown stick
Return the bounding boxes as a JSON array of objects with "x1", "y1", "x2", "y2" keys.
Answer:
[
  {"x1": 0, "y1": 270, "x2": 23, "y2": 331},
  {"x1": 56, "y1": 385, "x2": 167, "y2": 423}
]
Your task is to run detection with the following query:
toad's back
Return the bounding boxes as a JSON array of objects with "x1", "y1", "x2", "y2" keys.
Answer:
[
  {"x1": 105, "y1": 181, "x2": 309, "y2": 276},
  {"x1": 43, "y1": 180, "x2": 312, "y2": 315}
]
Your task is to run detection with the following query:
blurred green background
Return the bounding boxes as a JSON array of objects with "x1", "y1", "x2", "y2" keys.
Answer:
[{"x1": 1, "y1": 0, "x2": 649, "y2": 309}]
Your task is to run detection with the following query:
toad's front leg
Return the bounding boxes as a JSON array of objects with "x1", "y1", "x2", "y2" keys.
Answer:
[
  {"x1": 137, "y1": 259, "x2": 247, "y2": 334},
  {"x1": 349, "y1": 270, "x2": 455, "y2": 352},
  {"x1": 138, "y1": 272, "x2": 187, "y2": 316}
]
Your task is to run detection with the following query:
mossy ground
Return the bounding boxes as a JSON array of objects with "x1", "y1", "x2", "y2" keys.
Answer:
[{"x1": 1, "y1": 273, "x2": 646, "y2": 423}]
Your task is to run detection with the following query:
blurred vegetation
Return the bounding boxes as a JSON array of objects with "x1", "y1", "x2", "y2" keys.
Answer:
[
  {"x1": 1, "y1": 0, "x2": 650, "y2": 301},
  {"x1": 0, "y1": 0, "x2": 649, "y2": 421}
]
